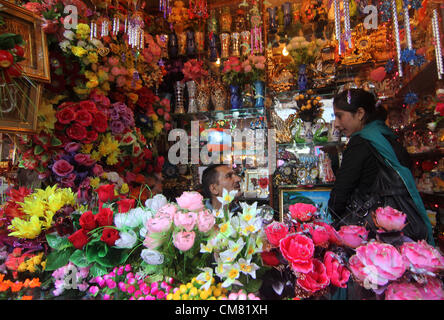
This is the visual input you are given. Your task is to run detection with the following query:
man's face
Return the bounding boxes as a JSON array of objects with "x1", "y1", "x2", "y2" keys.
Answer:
[{"x1": 213, "y1": 165, "x2": 242, "y2": 198}]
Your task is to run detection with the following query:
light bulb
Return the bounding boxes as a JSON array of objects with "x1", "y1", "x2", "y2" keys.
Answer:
[
  {"x1": 216, "y1": 58, "x2": 221, "y2": 65},
  {"x1": 282, "y1": 46, "x2": 289, "y2": 56}
]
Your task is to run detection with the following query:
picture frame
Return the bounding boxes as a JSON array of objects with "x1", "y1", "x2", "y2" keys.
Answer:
[
  {"x1": 0, "y1": 0, "x2": 51, "y2": 83},
  {"x1": 279, "y1": 186, "x2": 332, "y2": 222},
  {"x1": 0, "y1": 80, "x2": 42, "y2": 133}
]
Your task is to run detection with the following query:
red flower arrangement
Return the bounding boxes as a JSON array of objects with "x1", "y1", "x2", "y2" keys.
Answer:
[
  {"x1": 260, "y1": 203, "x2": 348, "y2": 300},
  {"x1": 54, "y1": 100, "x2": 108, "y2": 145}
]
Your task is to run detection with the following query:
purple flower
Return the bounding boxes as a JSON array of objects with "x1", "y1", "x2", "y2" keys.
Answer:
[
  {"x1": 110, "y1": 120, "x2": 125, "y2": 134},
  {"x1": 52, "y1": 159, "x2": 74, "y2": 177},
  {"x1": 64, "y1": 142, "x2": 81, "y2": 153},
  {"x1": 110, "y1": 108, "x2": 120, "y2": 121}
]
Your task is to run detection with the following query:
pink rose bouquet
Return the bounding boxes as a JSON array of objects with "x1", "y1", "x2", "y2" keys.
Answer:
[
  {"x1": 175, "y1": 191, "x2": 204, "y2": 212},
  {"x1": 400, "y1": 240, "x2": 444, "y2": 274},
  {"x1": 182, "y1": 59, "x2": 208, "y2": 82},
  {"x1": 337, "y1": 225, "x2": 369, "y2": 248},
  {"x1": 222, "y1": 57, "x2": 245, "y2": 86}
]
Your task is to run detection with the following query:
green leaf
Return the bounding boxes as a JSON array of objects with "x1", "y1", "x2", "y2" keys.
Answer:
[
  {"x1": 46, "y1": 234, "x2": 73, "y2": 250},
  {"x1": 51, "y1": 137, "x2": 62, "y2": 147},
  {"x1": 97, "y1": 243, "x2": 108, "y2": 258},
  {"x1": 69, "y1": 249, "x2": 90, "y2": 268},
  {"x1": 45, "y1": 247, "x2": 75, "y2": 271},
  {"x1": 34, "y1": 145, "x2": 44, "y2": 156},
  {"x1": 89, "y1": 263, "x2": 108, "y2": 278},
  {"x1": 243, "y1": 278, "x2": 263, "y2": 293}
]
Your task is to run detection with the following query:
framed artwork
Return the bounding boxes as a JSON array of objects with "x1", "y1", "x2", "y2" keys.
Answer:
[
  {"x1": 0, "y1": 0, "x2": 51, "y2": 83},
  {"x1": 0, "y1": 80, "x2": 42, "y2": 133},
  {"x1": 279, "y1": 186, "x2": 332, "y2": 222}
]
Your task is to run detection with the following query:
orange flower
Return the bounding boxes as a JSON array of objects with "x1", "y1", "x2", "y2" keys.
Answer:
[
  {"x1": 0, "y1": 282, "x2": 10, "y2": 292},
  {"x1": 0, "y1": 273, "x2": 4, "y2": 282},
  {"x1": 21, "y1": 295, "x2": 33, "y2": 300},
  {"x1": 10, "y1": 281, "x2": 23, "y2": 292},
  {"x1": 28, "y1": 278, "x2": 41, "y2": 288}
]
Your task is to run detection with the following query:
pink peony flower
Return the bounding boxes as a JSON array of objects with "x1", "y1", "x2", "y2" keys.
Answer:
[
  {"x1": 173, "y1": 231, "x2": 196, "y2": 251},
  {"x1": 305, "y1": 223, "x2": 330, "y2": 248},
  {"x1": 374, "y1": 206, "x2": 407, "y2": 232},
  {"x1": 416, "y1": 277, "x2": 444, "y2": 300},
  {"x1": 156, "y1": 203, "x2": 177, "y2": 220},
  {"x1": 52, "y1": 159, "x2": 74, "y2": 177},
  {"x1": 197, "y1": 210, "x2": 215, "y2": 233},
  {"x1": 400, "y1": 240, "x2": 444, "y2": 274},
  {"x1": 349, "y1": 242, "x2": 406, "y2": 286},
  {"x1": 173, "y1": 211, "x2": 197, "y2": 231},
  {"x1": 385, "y1": 282, "x2": 423, "y2": 300},
  {"x1": 265, "y1": 221, "x2": 288, "y2": 247},
  {"x1": 146, "y1": 216, "x2": 172, "y2": 233},
  {"x1": 289, "y1": 203, "x2": 317, "y2": 222},
  {"x1": 176, "y1": 191, "x2": 204, "y2": 212},
  {"x1": 337, "y1": 225, "x2": 369, "y2": 248}
]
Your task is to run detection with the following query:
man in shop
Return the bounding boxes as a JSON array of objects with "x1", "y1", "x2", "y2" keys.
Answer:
[{"x1": 201, "y1": 164, "x2": 242, "y2": 212}]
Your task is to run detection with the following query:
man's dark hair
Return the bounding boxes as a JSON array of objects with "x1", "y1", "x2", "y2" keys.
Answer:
[{"x1": 201, "y1": 164, "x2": 226, "y2": 199}]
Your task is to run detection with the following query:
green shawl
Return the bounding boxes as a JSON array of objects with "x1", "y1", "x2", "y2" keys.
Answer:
[{"x1": 352, "y1": 120, "x2": 435, "y2": 245}]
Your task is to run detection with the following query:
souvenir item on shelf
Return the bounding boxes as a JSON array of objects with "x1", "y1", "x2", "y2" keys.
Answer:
[
  {"x1": 242, "y1": 84, "x2": 254, "y2": 108},
  {"x1": 271, "y1": 110, "x2": 294, "y2": 143},
  {"x1": 220, "y1": 33, "x2": 230, "y2": 59},
  {"x1": 186, "y1": 80, "x2": 198, "y2": 113},
  {"x1": 267, "y1": 7, "x2": 278, "y2": 34},
  {"x1": 174, "y1": 81, "x2": 186, "y2": 114},
  {"x1": 177, "y1": 31, "x2": 186, "y2": 56},
  {"x1": 220, "y1": 6, "x2": 232, "y2": 33},
  {"x1": 207, "y1": 9, "x2": 218, "y2": 34},
  {"x1": 240, "y1": 30, "x2": 251, "y2": 56},
  {"x1": 231, "y1": 32, "x2": 241, "y2": 57},
  {"x1": 168, "y1": 31, "x2": 179, "y2": 59},
  {"x1": 196, "y1": 79, "x2": 211, "y2": 112},
  {"x1": 208, "y1": 33, "x2": 219, "y2": 62},
  {"x1": 195, "y1": 30, "x2": 205, "y2": 53},
  {"x1": 186, "y1": 29, "x2": 196, "y2": 57},
  {"x1": 253, "y1": 80, "x2": 265, "y2": 108},
  {"x1": 211, "y1": 77, "x2": 227, "y2": 111},
  {"x1": 234, "y1": 9, "x2": 247, "y2": 32},
  {"x1": 229, "y1": 84, "x2": 242, "y2": 110},
  {"x1": 282, "y1": 2, "x2": 292, "y2": 29}
]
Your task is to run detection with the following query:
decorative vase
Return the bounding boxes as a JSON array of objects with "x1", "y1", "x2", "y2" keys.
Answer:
[
  {"x1": 186, "y1": 29, "x2": 196, "y2": 57},
  {"x1": 241, "y1": 84, "x2": 254, "y2": 108},
  {"x1": 196, "y1": 79, "x2": 211, "y2": 112},
  {"x1": 303, "y1": 121, "x2": 313, "y2": 143},
  {"x1": 168, "y1": 32, "x2": 178, "y2": 59},
  {"x1": 298, "y1": 64, "x2": 308, "y2": 91},
  {"x1": 253, "y1": 80, "x2": 265, "y2": 108},
  {"x1": 234, "y1": 9, "x2": 247, "y2": 32},
  {"x1": 220, "y1": 6, "x2": 232, "y2": 33},
  {"x1": 211, "y1": 78, "x2": 227, "y2": 111},
  {"x1": 208, "y1": 33, "x2": 219, "y2": 62},
  {"x1": 231, "y1": 32, "x2": 241, "y2": 57},
  {"x1": 267, "y1": 7, "x2": 277, "y2": 34},
  {"x1": 282, "y1": 2, "x2": 292, "y2": 29},
  {"x1": 174, "y1": 81, "x2": 186, "y2": 114},
  {"x1": 186, "y1": 80, "x2": 198, "y2": 113},
  {"x1": 240, "y1": 30, "x2": 251, "y2": 56},
  {"x1": 229, "y1": 84, "x2": 242, "y2": 110},
  {"x1": 220, "y1": 33, "x2": 230, "y2": 59}
]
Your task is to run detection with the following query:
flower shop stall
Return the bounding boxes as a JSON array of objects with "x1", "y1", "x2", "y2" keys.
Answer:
[{"x1": 0, "y1": 0, "x2": 442, "y2": 303}]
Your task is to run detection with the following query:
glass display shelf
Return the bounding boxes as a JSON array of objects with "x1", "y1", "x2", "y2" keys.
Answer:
[{"x1": 172, "y1": 107, "x2": 266, "y2": 121}]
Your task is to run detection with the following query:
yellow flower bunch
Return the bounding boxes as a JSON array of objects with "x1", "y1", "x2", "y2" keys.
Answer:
[
  {"x1": 37, "y1": 95, "x2": 65, "y2": 133},
  {"x1": 76, "y1": 23, "x2": 90, "y2": 39},
  {"x1": 71, "y1": 46, "x2": 88, "y2": 57},
  {"x1": 8, "y1": 186, "x2": 76, "y2": 239},
  {"x1": 167, "y1": 277, "x2": 228, "y2": 300},
  {"x1": 90, "y1": 133, "x2": 121, "y2": 166},
  {"x1": 17, "y1": 253, "x2": 46, "y2": 274}
]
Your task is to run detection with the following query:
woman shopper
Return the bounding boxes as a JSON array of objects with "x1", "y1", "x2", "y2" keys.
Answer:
[{"x1": 327, "y1": 88, "x2": 434, "y2": 245}]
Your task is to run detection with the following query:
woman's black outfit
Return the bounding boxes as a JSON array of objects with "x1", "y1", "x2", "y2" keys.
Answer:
[{"x1": 328, "y1": 134, "x2": 429, "y2": 242}]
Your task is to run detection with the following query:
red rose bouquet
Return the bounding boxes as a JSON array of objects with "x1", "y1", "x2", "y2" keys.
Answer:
[
  {"x1": 259, "y1": 203, "x2": 348, "y2": 300},
  {"x1": 182, "y1": 59, "x2": 208, "y2": 82}
]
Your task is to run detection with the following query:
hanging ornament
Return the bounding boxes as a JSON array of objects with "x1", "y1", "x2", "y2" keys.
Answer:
[
  {"x1": 432, "y1": 8, "x2": 444, "y2": 80},
  {"x1": 334, "y1": 0, "x2": 342, "y2": 55},
  {"x1": 90, "y1": 20, "x2": 97, "y2": 40},
  {"x1": 343, "y1": 0, "x2": 352, "y2": 49},
  {"x1": 391, "y1": 0, "x2": 403, "y2": 77}
]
